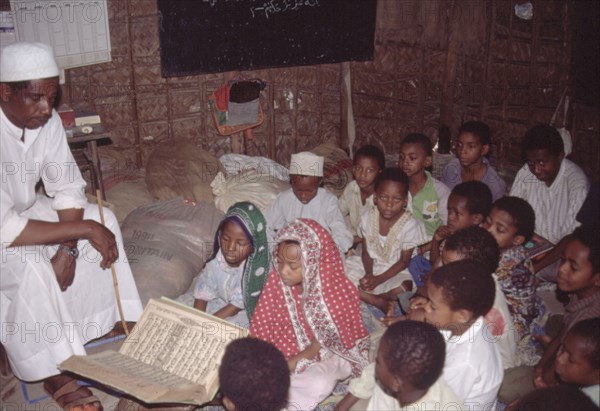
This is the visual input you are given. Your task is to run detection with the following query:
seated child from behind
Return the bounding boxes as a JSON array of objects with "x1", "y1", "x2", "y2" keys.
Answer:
[
  {"x1": 193, "y1": 202, "x2": 269, "y2": 327},
  {"x1": 339, "y1": 144, "x2": 385, "y2": 249},
  {"x1": 484, "y1": 196, "x2": 547, "y2": 366},
  {"x1": 423, "y1": 261, "x2": 504, "y2": 407},
  {"x1": 341, "y1": 261, "x2": 504, "y2": 410},
  {"x1": 367, "y1": 320, "x2": 462, "y2": 410},
  {"x1": 219, "y1": 337, "x2": 290, "y2": 411},
  {"x1": 442, "y1": 120, "x2": 506, "y2": 201},
  {"x1": 399, "y1": 133, "x2": 451, "y2": 239},
  {"x1": 266, "y1": 151, "x2": 353, "y2": 253},
  {"x1": 555, "y1": 318, "x2": 600, "y2": 407},
  {"x1": 345, "y1": 168, "x2": 426, "y2": 312}
]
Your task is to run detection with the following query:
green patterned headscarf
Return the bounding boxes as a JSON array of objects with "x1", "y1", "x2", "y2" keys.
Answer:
[{"x1": 216, "y1": 202, "x2": 270, "y2": 320}]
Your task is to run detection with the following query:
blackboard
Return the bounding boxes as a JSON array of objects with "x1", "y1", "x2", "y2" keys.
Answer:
[{"x1": 157, "y1": 0, "x2": 377, "y2": 77}]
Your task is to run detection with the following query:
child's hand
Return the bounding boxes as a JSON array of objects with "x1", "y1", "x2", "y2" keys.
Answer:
[
  {"x1": 359, "y1": 273, "x2": 377, "y2": 291},
  {"x1": 406, "y1": 307, "x2": 426, "y2": 322},
  {"x1": 380, "y1": 314, "x2": 406, "y2": 327},
  {"x1": 287, "y1": 358, "x2": 298, "y2": 373},
  {"x1": 433, "y1": 225, "x2": 452, "y2": 242},
  {"x1": 532, "y1": 333, "x2": 552, "y2": 348},
  {"x1": 409, "y1": 295, "x2": 428, "y2": 311}
]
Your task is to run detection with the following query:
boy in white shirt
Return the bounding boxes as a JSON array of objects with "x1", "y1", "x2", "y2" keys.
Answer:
[
  {"x1": 509, "y1": 125, "x2": 589, "y2": 280},
  {"x1": 266, "y1": 151, "x2": 353, "y2": 253},
  {"x1": 423, "y1": 261, "x2": 504, "y2": 409},
  {"x1": 367, "y1": 320, "x2": 463, "y2": 411}
]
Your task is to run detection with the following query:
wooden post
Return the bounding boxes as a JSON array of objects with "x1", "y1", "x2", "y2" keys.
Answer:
[{"x1": 440, "y1": 0, "x2": 460, "y2": 133}]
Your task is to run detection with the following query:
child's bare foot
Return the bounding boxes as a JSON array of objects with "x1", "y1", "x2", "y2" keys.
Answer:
[{"x1": 380, "y1": 314, "x2": 406, "y2": 327}]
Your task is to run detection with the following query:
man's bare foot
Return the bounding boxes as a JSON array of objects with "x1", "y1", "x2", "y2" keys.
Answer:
[{"x1": 43, "y1": 374, "x2": 103, "y2": 411}]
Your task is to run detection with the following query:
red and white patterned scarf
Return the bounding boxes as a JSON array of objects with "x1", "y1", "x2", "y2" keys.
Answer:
[{"x1": 250, "y1": 218, "x2": 369, "y2": 376}]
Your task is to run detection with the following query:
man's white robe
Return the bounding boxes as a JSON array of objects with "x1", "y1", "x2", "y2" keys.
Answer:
[{"x1": 1, "y1": 108, "x2": 142, "y2": 381}]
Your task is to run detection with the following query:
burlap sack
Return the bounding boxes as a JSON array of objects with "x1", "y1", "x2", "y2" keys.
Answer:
[
  {"x1": 309, "y1": 142, "x2": 353, "y2": 197},
  {"x1": 145, "y1": 139, "x2": 225, "y2": 204}
]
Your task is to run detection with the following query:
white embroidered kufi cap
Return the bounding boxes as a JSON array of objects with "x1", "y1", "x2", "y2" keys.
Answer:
[
  {"x1": 289, "y1": 151, "x2": 324, "y2": 177},
  {"x1": 0, "y1": 42, "x2": 59, "y2": 82}
]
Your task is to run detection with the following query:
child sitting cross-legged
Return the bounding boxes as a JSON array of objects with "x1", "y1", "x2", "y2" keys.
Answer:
[
  {"x1": 555, "y1": 317, "x2": 600, "y2": 407},
  {"x1": 191, "y1": 201, "x2": 269, "y2": 327},
  {"x1": 339, "y1": 144, "x2": 385, "y2": 250},
  {"x1": 366, "y1": 320, "x2": 463, "y2": 410},
  {"x1": 483, "y1": 196, "x2": 547, "y2": 366},
  {"x1": 250, "y1": 218, "x2": 370, "y2": 410},
  {"x1": 345, "y1": 167, "x2": 426, "y2": 314},
  {"x1": 219, "y1": 337, "x2": 290, "y2": 411}
]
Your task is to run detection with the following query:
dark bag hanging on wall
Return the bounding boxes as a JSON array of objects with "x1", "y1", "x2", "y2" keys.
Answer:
[{"x1": 208, "y1": 79, "x2": 265, "y2": 137}]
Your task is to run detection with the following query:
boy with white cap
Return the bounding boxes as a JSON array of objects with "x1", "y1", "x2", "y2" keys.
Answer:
[
  {"x1": 266, "y1": 151, "x2": 353, "y2": 253},
  {"x1": 0, "y1": 42, "x2": 142, "y2": 410}
]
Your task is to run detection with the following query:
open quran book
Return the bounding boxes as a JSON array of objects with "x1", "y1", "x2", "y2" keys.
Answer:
[{"x1": 59, "y1": 298, "x2": 248, "y2": 405}]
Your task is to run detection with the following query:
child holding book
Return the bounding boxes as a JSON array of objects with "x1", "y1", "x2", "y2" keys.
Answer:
[
  {"x1": 266, "y1": 151, "x2": 353, "y2": 253},
  {"x1": 345, "y1": 168, "x2": 426, "y2": 312},
  {"x1": 442, "y1": 120, "x2": 506, "y2": 201},
  {"x1": 339, "y1": 144, "x2": 385, "y2": 249},
  {"x1": 250, "y1": 218, "x2": 370, "y2": 410},
  {"x1": 219, "y1": 337, "x2": 290, "y2": 411},
  {"x1": 192, "y1": 202, "x2": 269, "y2": 327},
  {"x1": 399, "y1": 133, "x2": 450, "y2": 239},
  {"x1": 484, "y1": 196, "x2": 547, "y2": 366}
]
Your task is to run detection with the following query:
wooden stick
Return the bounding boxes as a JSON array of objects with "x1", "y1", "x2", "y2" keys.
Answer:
[{"x1": 96, "y1": 190, "x2": 130, "y2": 336}]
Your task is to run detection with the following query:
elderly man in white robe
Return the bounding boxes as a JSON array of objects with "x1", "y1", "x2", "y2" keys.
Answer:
[{"x1": 0, "y1": 42, "x2": 142, "y2": 410}]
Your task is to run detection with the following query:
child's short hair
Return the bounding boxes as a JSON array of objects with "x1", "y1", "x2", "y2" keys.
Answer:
[
  {"x1": 458, "y1": 121, "x2": 491, "y2": 146},
  {"x1": 401, "y1": 133, "x2": 433, "y2": 156},
  {"x1": 430, "y1": 261, "x2": 495, "y2": 318},
  {"x1": 354, "y1": 144, "x2": 385, "y2": 170},
  {"x1": 219, "y1": 337, "x2": 290, "y2": 411},
  {"x1": 522, "y1": 125, "x2": 564, "y2": 157},
  {"x1": 491, "y1": 196, "x2": 536, "y2": 242},
  {"x1": 513, "y1": 385, "x2": 598, "y2": 411},
  {"x1": 569, "y1": 318, "x2": 600, "y2": 370},
  {"x1": 374, "y1": 167, "x2": 409, "y2": 193},
  {"x1": 444, "y1": 226, "x2": 500, "y2": 273},
  {"x1": 450, "y1": 181, "x2": 493, "y2": 217},
  {"x1": 571, "y1": 225, "x2": 600, "y2": 274},
  {"x1": 381, "y1": 320, "x2": 446, "y2": 390}
]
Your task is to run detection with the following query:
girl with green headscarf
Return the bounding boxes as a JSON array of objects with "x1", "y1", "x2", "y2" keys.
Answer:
[{"x1": 191, "y1": 202, "x2": 270, "y2": 327}]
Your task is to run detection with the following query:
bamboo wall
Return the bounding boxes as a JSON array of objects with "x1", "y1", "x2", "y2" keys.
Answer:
[{"x1": 63, "y1": 0, "x2": 599, "y2": 179}]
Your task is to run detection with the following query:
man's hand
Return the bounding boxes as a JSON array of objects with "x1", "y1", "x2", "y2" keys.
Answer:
[
  {"x1": 86, "y1": 221, "x2": 119, "y2": 269},
  {"x1": 51, "y1": 249, "x2": 76, "y2": 291}
]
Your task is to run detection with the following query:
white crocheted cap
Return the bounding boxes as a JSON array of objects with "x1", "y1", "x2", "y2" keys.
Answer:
[
  {"x1": 0, "y1": 42, "x2": 59, "y2": 82},
  {"x1": 289, "y1": 151, "x2": 324, "y2": 177}
]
